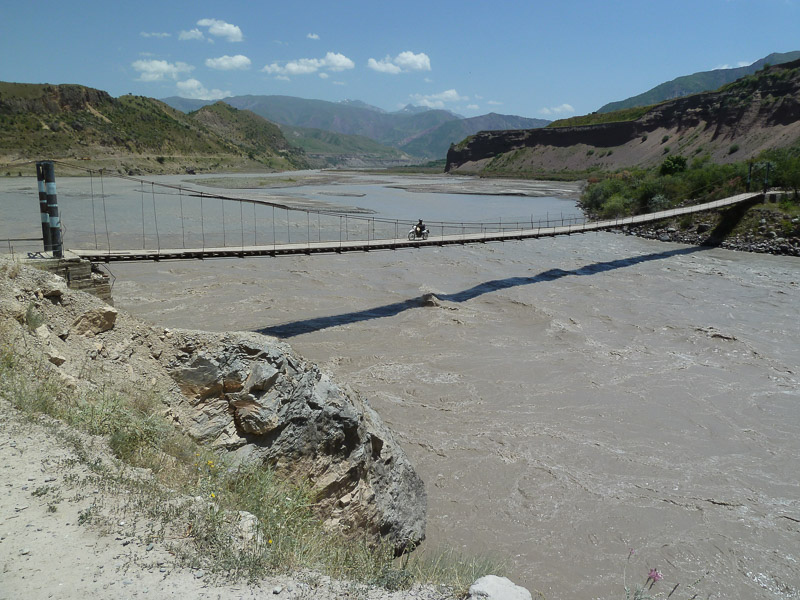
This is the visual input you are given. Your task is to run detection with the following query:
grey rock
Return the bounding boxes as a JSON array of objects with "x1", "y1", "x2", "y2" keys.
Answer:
[{"x1": 167, "y1": 330, "x2": 426, "y2": 552}]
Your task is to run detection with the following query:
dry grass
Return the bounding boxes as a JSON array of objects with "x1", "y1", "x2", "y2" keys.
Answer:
[{"x1": 0, "y1": 318, "x2": 502, "y2": 595}]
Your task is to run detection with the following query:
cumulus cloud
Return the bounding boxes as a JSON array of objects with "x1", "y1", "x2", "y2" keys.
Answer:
[
  {"x1": 307, "y1": 33, "x2": 320, "y2": 40},
  {"x1": 410, "y1": 89, "x2": 468, "y2": 109},
  {"x1": 487, "y1": 100, "x2": 503, "y2": 106},
  {"x1": 197, "y1": 18, "x2": 243, "y2": 42},
  {"x1": 132, "y1": 59, "x2": 194, "y2": 81},
  {"x1": 394, "y1": 51, "x2": 431, "y2": 71},
  {"x1": 179, "y1": 28, "x2": 205, "y2": 41},
  {"x1": 466, "y1": 104, "x2": 479, "y2": 110},
  {"x1": 262, "y1": 52, "x2": 355, "y2": 76},
  {"x1": 140, "y1": 31, "x2": 170, "y2": 38},
  {"x1": 539, "y1": 103, "x2": 575, "y2": 116},
  {"x1": 367, "y1": 58, "x2": 401, "y2": 74},
  {"x1": 368, "y1": 51, "x2": 431, "y2": 74},
  {"x1": 176, "y1": 78, "x2": 230, "y2": 100},
  {"x1": 205, "y1": 54, "x2": 251, "y2": 70}
]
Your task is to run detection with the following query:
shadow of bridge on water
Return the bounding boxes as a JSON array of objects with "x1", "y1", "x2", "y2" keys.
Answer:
[{"x1": 257, "y1": 245, "x2": 709, "y2": 339}]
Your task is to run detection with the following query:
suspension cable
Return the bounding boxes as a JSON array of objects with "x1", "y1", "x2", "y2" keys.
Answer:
[
  {"x1": 179, "y1": 186, "x2": 185, "y2": 248},
  {"x1": 200, "y1": 192, "x2": 205, "y2": 250},
  {"x1": 140, "y1": 181, "x2": 146, "y2": 249},
  {"x1": 151, "y1": 182, "x2": 160, "y2": 251},
  {"x1": 89, "y1": 170, "x2": 98, "y2": 249},
  {"x1": 100, "y1": 170, "x2": 111, "y2": 252}
]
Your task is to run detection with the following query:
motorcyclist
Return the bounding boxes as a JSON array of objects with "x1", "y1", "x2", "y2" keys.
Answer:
[{"x1": 415, "y1": 219, "x2": 425, "y2": 237}]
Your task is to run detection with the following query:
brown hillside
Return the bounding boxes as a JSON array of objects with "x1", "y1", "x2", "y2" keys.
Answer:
[
  {"x1": 446, "y1": 60, "x2": 800, "y2": 175},
  {"x1": 0, "y1": 82, "x2": 308, "y2": 175}
]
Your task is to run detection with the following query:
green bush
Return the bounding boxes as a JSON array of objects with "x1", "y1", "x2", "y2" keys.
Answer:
[
  {"x1": 660, "y1": 155, "x2": 687, "y2": 176},
  {"x1": 648, "y1": 194, "x2": 671, "y2": 212},
  {"x1": 601, "y1": 193, "x2": 631, "y2": 218}
]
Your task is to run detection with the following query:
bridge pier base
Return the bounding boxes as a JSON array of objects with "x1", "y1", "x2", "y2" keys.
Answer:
[{"x1": 24, "y1": 253, "x2": 113, "y2": 304}]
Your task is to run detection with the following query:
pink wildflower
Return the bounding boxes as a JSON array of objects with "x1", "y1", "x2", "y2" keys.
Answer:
[{"x1": 648, "y1": 568, "x2": 663, "y2": 582}]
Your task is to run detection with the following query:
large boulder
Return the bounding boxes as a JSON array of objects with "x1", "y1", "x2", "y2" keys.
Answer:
[
  {"x1": 70, "y1": 306, "x2": 118, "y2": 336},
  {"x1": 166, "y1": 330, "x2": 426, "y2": 552}
]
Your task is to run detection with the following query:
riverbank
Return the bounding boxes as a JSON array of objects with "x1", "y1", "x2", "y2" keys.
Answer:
[
  {"x1": 0, "y1": 255, "x2": 521, "y2": 600},
  {"x1": 616, "y1": 198, "x2": 800, "y2": 256},
  {"x1": 4, "y1": 171, "x2": 799, "y2": 599}
]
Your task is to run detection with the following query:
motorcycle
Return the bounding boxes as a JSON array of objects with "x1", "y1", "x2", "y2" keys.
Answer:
[{"x1": 408, "y1": 226, "x2": 429, "y2": 240}]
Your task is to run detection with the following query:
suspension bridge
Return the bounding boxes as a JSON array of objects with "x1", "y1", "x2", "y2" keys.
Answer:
[{"x1": 3, "y1": 161, "x2": 766, "y2": 263}]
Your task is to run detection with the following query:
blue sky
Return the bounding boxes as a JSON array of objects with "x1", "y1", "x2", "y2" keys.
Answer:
[{"x1": 2, "y1": 0, "x2": 798, "y2": 119}]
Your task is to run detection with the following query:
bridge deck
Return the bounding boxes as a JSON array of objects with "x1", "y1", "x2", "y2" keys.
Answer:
[{"x1": 73, "y1": 192, "x2": 762, "y2": 262}]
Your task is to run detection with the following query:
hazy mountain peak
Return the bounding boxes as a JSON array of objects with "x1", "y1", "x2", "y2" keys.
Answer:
[{"x1": 338, "y1": 99, "x2": 386, "y2": 113}]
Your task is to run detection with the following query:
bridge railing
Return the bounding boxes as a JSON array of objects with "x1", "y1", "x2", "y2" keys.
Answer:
[
  {"x1": 4, "y1": 160, "x2": 764, "y2": 259},
  {"x1": 13, "y1": 163, "x2": 590, "y2": 253}
]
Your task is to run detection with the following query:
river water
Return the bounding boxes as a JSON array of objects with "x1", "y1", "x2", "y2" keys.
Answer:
[{"x1": 2, "y1": 172, "x2": 798, "y2": 599}]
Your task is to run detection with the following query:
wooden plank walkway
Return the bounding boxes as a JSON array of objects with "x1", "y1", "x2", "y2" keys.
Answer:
[{"x1": 73, "y1": 192, "x2": 763, "y2": 262}]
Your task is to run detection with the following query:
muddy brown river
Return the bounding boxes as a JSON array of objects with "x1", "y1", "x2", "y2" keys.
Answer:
[{"x1": 2, "y1": 172, "x2": 799, "y2": 599}]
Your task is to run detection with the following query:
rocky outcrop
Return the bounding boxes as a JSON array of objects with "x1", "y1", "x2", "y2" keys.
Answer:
[
  {"x1": 0, "y1": 83, "x2": 113, "y2": 116},
  {"x1": 0, "y1": 256, "x2": 426, "y2": 553},
  {"x1": 620, "y1": 211, "x2": 800, "y2": 256},
  {"x1": 164, "y1": 330, "x2": 427, "y2": 551}
]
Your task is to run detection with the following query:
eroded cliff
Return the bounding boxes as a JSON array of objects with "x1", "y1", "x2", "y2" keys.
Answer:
[{"x1": 446, "y1": 60, "x2": 800, "y2": 175}]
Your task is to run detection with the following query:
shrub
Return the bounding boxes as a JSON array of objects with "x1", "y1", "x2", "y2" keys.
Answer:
[
  {"x1": 647, "y1": 194, "x2": 671, "y2": 212},
  {"x1": 659, "y1": 155, "x2": 687, "y2": 176},
  {"x1": 601, "y1": 193, "x2": 631, "y2": 218}
]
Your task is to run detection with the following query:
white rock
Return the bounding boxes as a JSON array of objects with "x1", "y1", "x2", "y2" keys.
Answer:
[{"x1": 467, "y1": 575, "x2": 532, "y2": 600}]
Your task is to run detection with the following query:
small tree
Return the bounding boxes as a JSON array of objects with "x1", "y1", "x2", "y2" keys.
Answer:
[{"x1": 783, "y1": 156, "x2": 800, "y2": 199}]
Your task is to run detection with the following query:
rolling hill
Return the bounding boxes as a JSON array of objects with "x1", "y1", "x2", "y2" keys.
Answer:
[{"x1": 0, "y1": 82, "x2": 309, "y2": 174}]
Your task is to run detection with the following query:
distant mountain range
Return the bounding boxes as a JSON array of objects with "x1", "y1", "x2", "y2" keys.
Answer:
[
  {"x1": 161, "y1": 95, "x2": 549, "y2": 160},
  {"x1": 598, "y1": 50, "x2": 800, "y2": 113}
]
